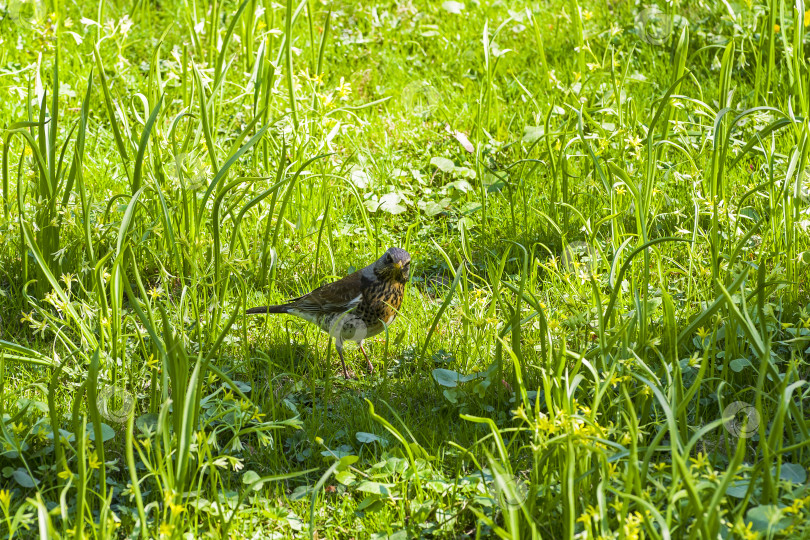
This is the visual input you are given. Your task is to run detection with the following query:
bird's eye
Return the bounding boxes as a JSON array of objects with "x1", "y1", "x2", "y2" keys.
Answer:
[{"x1": 385, "y1": 254, "x2": 393, "y2": 263}]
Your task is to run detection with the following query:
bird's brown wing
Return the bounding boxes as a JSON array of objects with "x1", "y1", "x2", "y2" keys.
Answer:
[{"x1": 286, "y1": 270, "x2": 369, "y2": 315}]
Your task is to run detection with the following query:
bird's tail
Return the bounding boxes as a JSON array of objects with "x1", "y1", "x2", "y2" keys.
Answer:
[{"x1": 246, "y1": 305, "x2": 289, "y2": 315}]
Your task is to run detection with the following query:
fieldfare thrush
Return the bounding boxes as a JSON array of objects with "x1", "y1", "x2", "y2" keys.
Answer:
[{"x1": 247, "y1": 247, "x2": 411, "y2": 378}]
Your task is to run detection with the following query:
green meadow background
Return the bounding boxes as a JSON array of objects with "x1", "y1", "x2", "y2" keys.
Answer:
[{"x1": 0, "y1": 0, "x2": 809, "y2": 537}]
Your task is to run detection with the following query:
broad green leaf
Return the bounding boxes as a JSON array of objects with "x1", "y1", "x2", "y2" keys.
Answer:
[
  {"x1": 357, "y1": 494, "x2": 383, "y2": 512},
  {"x1": 746, "y1": 505, "x2": 791, "y2": 533},
  {"x1": 242, "y1": 470, "x2": 261, "y2": 485},
  {"x1": 15, "y1": 399, "x2": 48, "y2": 414},
  {"x1": 356, "y1": 432, "x2": 387, "y2": 445},
  {"x1": 423, "y1": 201, "x2": 446, "y2": 216},
  {"x1": 13, "y1": 468, "x2": 37, "y2": 488},
  {"x1": 447, "y1": 179, "x2": 473, "y2": 193},
  {"x1": 321, "y1": 449, "x2": 352, "y2": 459},
  {"x1": 729, "y1": 358, "x2": 752, "y2": 372},
  {"x1": 86, "y1": 422, "x2": 115, "y2": 442},
  {"x1": 335, "y1": 470, "x2": 355, "y2": 485},
  {"x1": 780, "y1": 463, "x2": 807, "y2": 484},
  {"x1": 356, "y1": 481, "x2": 395, "y2": 495},
  {"x1": 454, "y1": 166, "x2": 476, "y2": 179},
  {"x1": 229, "y1": 380, "x2": 252, "y2": 393},
  {"x1": 430, "y1": 156, "x2": 455, "y2": 172},
  {"x1": 350, "y1": 169, "x2": 370, "y2": 188},
  {"x1": 725, "y1": 479, "x2": 749, "y2": 498},
  {"x1": 338, "y1": 455, "x2": 359, "y2": 470},
  {"x1": 433, "y1": 368, "x2": 462, "y2": 387},
  {"x1": 378, "y1": 193, "x2": 407, "y2": 215}
]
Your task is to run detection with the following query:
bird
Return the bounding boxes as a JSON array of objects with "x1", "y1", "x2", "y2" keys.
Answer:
[{"x1": 246, "y1": 247, "x2": 411, "y2": 378}]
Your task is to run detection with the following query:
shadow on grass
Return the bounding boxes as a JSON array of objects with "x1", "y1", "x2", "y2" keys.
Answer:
[{"x1": 233, "y1": 342, "x2": 496, "y2": 476}]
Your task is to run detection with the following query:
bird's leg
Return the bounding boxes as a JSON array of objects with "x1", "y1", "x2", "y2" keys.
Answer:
[
  {"x1": 336, "y1": 341, "x2": 350, "y2": 379},
  {"x1": 358, "y1": 341, "x2": 373, "y2": 374}
]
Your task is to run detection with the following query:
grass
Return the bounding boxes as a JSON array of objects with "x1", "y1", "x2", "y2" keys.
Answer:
[{"x1": 0, "y1": 0, "x2": 809, "y2": 538}]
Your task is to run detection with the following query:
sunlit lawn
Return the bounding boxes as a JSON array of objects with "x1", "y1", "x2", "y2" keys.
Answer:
[{"x1": 0, "y1": 0, "x2": 809, "y2": 538}]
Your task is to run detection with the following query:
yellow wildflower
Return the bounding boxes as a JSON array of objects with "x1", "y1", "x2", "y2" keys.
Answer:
[{"x1": 0, "y1": 489, "x2": 11, "y2": 509}]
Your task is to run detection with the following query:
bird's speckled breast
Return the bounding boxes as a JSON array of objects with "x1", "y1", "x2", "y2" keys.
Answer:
[{"x1": 355, "y1": 279, "x2": 406, "y2": 338}]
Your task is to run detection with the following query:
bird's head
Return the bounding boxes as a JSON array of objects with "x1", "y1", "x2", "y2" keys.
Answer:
[{"x1": 373, "y1": 247, "x2": 411, "y2": 283}]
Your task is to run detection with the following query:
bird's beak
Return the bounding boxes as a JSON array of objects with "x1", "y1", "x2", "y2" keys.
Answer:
[{"x1": 395, "y1": 261, "x2": 403, "y2": 270}]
